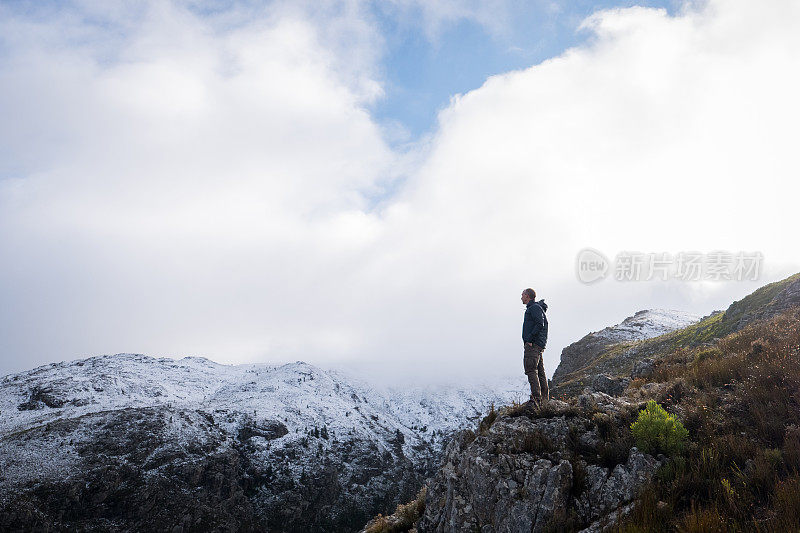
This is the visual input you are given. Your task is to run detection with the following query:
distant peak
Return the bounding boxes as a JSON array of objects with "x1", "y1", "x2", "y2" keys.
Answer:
[
  {"x1": 279, "y1": 360, "x2": 319, "y2": 372},
  {"x1": 179, "y1": 356, "x2": 216, "y2": 365},
  {"x1": 595, "y1": 309, "x2": 703, "y2": 343}
]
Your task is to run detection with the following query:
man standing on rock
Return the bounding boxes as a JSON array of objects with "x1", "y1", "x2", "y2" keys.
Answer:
[{"x1": 521, "y1": 288, "x2": 549, "y2": 406}]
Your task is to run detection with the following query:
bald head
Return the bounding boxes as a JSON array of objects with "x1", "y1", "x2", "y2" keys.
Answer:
[{"x1": 521, "y1": 288, "x2": 536, "y2": 305}]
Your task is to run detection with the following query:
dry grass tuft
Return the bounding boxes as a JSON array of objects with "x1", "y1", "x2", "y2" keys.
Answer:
[{"x1": 364, "y1": 486, "x2": 427, "y2": 533}]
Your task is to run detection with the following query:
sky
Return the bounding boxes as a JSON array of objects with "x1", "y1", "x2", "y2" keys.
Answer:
[{"x1": 1, "y1": 0, "x2": 799, "y2": 383}]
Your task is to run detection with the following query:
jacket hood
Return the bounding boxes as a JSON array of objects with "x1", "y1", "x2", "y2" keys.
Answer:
[{"x1": 526, "y1": 299, "x2": 548, "y2": 312}]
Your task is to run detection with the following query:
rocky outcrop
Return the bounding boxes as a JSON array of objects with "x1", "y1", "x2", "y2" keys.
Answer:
[
  {"x1": 550, "y1": 334, "x2": 619, "y2": 388},
  {"x1": 630, "y1": 358, "x2": 655, "y2": 379},
  {"x1": 591, "y1": 374, "x2": 630, "y2": 396},
  {"x1": 574, "y1": 448, "x2": 660, "y2": 532},
  {"x1": 551, "y1": 310, "x2": 701, "y2": 398},
  {"x1": 417, "y1": 394, "x2": 663, "y2": 533}
]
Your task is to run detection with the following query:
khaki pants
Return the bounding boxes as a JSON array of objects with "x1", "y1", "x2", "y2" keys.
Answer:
[{"x1": 523, "y1": 343, "x2": 549, "y2": 403}]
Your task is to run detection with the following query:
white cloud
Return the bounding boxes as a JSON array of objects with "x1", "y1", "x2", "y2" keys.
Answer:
[
  {"x1": 362, "y1": 0, "x2": 800, "y2": 381},
  {"x1": 1, "y1": 0, "x2": 799, "y2": 384},
  {"x1": 0, "y1": 0, "x2": 394, "y2": 371}
]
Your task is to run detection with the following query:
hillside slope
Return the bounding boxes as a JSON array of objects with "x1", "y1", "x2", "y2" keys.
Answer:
[
  {"x1": 551, "y1": 309, "x2": 702, "y2": 397},
  {"x1": 0, "y1": 355, "x2": 527, "y2": 532},
  {"x1": 551, "y1": 273, "x2": 800, "y2": 398}
]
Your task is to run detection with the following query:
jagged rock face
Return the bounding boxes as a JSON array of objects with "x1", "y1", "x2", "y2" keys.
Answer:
[
  {"x1": 550, "y1": 335, "x2": 618, "y2": 389},
  {"x1": 417, "y1": 396, "x2": 662, "y2": 533},
  {"x1": 0, "y1": 354, "x2": 526, "y2": 532},
  {"x1": 575, "y1": 448, "x2": 660, "y2": 529}
]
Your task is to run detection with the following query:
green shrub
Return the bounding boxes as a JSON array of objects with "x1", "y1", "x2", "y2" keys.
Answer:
[{"x1": 630, "y1": 400, "x2": 688, "y2": 456}]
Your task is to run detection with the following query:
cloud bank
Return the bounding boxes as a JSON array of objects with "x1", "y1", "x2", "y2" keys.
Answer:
[{"x1": 1, "y1": 0, "x2": 799, "y2": 382}]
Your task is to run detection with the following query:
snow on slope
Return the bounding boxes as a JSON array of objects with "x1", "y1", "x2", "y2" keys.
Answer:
[
  {"x1": 593, "y1": 309, "x2": 702, "y2": 344},
  {"x1": 0, "y1": 354, "x2": 527, "y2": 460}
]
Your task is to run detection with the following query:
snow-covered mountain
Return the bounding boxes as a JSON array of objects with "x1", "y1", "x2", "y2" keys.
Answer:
[
  {"x1": 0, "y1": 354, "x2": 526, "y2": 532},
  {"x1": 551, "y1": 309, "x2": 703, "y2": 397},
  {"x1": 592, "y1": 309, "x2": 702, "y2": 343}
]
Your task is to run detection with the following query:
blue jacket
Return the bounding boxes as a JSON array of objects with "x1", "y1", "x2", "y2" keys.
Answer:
[{"x1": 522, "y1": 299, "x2": 548, "y2": 348}]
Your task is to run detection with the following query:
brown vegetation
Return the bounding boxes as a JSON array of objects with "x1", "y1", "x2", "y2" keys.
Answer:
[{"x1": 617, "y1": 309, "x2": 800, "y2": 532}]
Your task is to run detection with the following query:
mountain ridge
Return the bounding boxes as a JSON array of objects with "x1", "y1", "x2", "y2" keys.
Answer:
[{"x1": 0, "y1": 353, "x2": 528, "y2": 531}]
